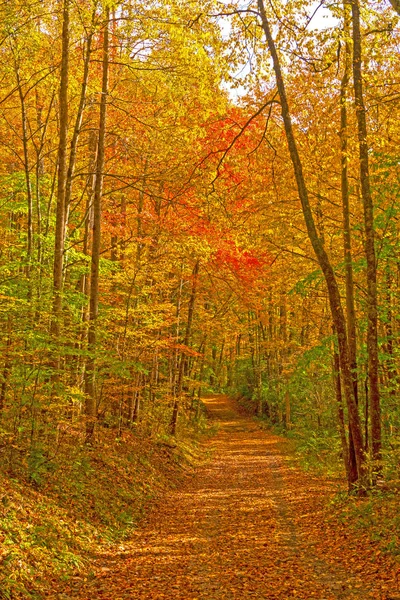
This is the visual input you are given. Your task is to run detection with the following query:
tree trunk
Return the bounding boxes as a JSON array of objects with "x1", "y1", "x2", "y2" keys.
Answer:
[
  {"x1": 51, "y1": 0, "x2": 70, "y2": 338},
  {"x1": 0, "y1": 317, "x2": 12, "y2": 415},
  {"x1": 256, "y1": 323, "x2": 263, "y2": 416},
  {"x1": 170, "y1": 264, "x2": 184, "y2": 399},
  {"x1": 197, "y1": 334, "x2": 207, "y2": 401},
  {"x1": 14, "y1": 65, "x2": 33, "y2": 282},
  {"x1": 340, "y1": 0, "x2": 358, "y2": 485},
  {"x1": 258, "y1": 0, "x2": 365, "y2": 484},
  {"x1": 333, "y1": 340, "x2": 350, "y2": 481},
  {"x1": 351, "y1": 0, "x2": 381, "y2": 466},
  {"x1": 84, "y1": 9, "x2": 110, "y2": 442},
  {"x1": 64, "y1": 16, "x2": 94, "y2": 231},
  {"x1": 34, "y1": 89, "x2": 55, "y2": 313},
  {"x1": 170, "y1": 260, "x2": 200, "y2": 435},
  {"x1": 385, "y1": 266, "x2": 397, "y2": 397}
]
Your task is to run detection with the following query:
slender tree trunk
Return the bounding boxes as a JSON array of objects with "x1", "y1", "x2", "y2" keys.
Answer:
[
  {"x1": 84, "y1": 9, "x2": 110, "y2": 442},
  {"x1": 340, "y1": 0, "x2": 358, "y2": 398},
  {"x1": 333, "y1": 340, "x2": 350, "y2": 481},
  {"x1": 385, "y1": 266, "x2": 397, "y2": 396},
  {"x1": 197, "y1": 334, "x2": 207, "y2": 402},
  {"x1": 135, "y1": 162, "x2": 147, "y2": 270},
  {"x1": 258, "y1": 0, "x2": 365, "y2": 483},
  {"x1": 351, "y1": 0, "x2": 381, "y2": 465},
  {"x1": 149, "y1": 339, "x2": 159, "y2": 407},
  {"x1": 51, "y1": 0, "x2": 70, "y2": 338},
  {"x1": 248, "y1": 311, "x2": 256, "y2": 394},
  {"x1": 256, "y1": 323, "x2": 263, "y2": 416},
  {"x1": 132, "y1": 379, "x2": 141, "y2": 424},
  {"x1": 279, "y1": 293, "x2": 289, "y2": 424},
  {"x1": 34, "y1": 90, "x2": 54, "y2": 310},
  {"x1": 170, "y1": 260, "x2": 200, "y2": 435},
  {"x1": 171, "y1": 264, "x2": 184, "y2": 398},
  {"x1": 340, "y1": 0, "x2": 358, "y2": 485},
  {"x1": 14, "y1": 68, "x2": 33, "y2": 280},
  {"x1": 81, "y1": 129, "x2": 97, "y2": 301},
  {"x1": 76, "y1": 130, "x2": 97, "y2": 393},
  {"x1": 217, "y1": 337, "x2": 225, "y2": 388},
  {"x1": 64, "y1": 18, "x2": 94, "y2": 231},
  {"x1": 0, "y1": 317, "x2": 12, "y2": 415},
  {"x1": 35, "y1": 92, "x2": 56, "y2": 320},
  {"x1": 34, "y1": 89, "x2": 45, "y2": 268}
]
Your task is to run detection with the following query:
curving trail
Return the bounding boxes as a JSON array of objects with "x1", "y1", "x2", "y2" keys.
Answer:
[{"x1": 63, "y1": 395, "x2": 399, "y2": 600}]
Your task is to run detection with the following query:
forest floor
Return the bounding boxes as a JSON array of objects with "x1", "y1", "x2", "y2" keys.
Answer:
[{"x1": 56, "y1": 394, "x2": 400, "y2": 600}]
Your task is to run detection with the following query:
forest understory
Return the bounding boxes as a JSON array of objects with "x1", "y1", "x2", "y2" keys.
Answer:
[
  {"x1": 3, "y1": 395, "x2": 399, "y2": 599},
  {"x1": 55, "y1": 395, "x2": 400, "y2": 600}
]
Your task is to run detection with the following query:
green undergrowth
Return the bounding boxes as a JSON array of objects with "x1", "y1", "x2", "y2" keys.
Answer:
[
  {"x1": 329, "y1": 486, "x2": 400, "y2": 558},
  {"x1": 259, "y1": 418, "x2": 400, "y2": 559},
  {"x1": 271, "y1": 423, "x2": 400, "y2": 559},
  {"x1": 234, "y1": 394, "x2": 344, "y2": 477},
  {"x1": 0, "y1": 416, "x2": 212, "y2": 599},
  {"x1": 276, "y1": 425, "x2": 344, "y2": 478}
]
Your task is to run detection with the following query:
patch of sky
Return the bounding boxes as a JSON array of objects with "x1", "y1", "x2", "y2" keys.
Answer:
[{"x1": 216, "y1": 0, "x2": 339, "y2": 101}]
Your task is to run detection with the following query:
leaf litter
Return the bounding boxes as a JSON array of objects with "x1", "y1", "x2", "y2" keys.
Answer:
[{"x1": 54, "y1": 395, "x2": 399, "y2": 600}]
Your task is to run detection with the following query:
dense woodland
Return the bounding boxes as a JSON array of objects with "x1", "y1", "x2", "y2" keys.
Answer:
[{"x1": 1, "y1": 0, "x2": 400, "y2": 596}]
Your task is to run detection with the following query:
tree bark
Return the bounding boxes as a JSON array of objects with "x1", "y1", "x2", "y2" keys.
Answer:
[
  {"x1": 170, "y1": 260, "x2": 200, "y2": 435},
  {"x1": 351, "y1": 0, "x2": 381, "y2": 465},
  {"x1": 340, "y1": 0, "x2": 358, "y2": 485},
  {"x1": 388, "y1": 0, "x2": 400, "y2": 15},
  {"x1": 64, "y1": 16, "x2": 94, "y2": 231},
  {"x1": 333, "y1": 338, "x2": 350, "y2": 481},
  {"x1": 384, "y1": 266, "x2": 397, "y2": 396},
  {"x1": 14, "y1": 65, "x2": 33, "y2": 280},
  {"x1": 84, "y1": 8, "x2": 110, "y2": 442},
  {"x1": 51, "y1": 0, "x2": 70, "y2": 338}
]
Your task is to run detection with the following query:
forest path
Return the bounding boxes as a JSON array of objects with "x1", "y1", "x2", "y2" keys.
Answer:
[{"x1": 63, "y1": 395, "x2": 397, "y2": 600}]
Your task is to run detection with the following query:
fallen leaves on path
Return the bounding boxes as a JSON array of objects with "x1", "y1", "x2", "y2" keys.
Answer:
[{"x1": 55, "y1": 395, "x2": 400, "y2": 600}]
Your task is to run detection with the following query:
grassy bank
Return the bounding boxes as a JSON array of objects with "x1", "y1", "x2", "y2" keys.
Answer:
[{"x1": 0, "y1": 421, "x2": 209, "y2": 599}]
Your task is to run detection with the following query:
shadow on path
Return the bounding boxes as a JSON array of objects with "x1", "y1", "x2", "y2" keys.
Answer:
[{"x1": 61, "y1": 395, "x2": 397, "y2": 600}]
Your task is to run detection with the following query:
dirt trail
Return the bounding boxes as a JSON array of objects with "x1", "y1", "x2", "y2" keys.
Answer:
[{"x1": 64, "y1": 395, "x2": 398, "y2": 600}]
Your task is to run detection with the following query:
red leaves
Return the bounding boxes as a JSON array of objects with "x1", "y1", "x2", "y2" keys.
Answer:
[{"x1": 213, "y1": 241, "x2": 272, "y2": 285}]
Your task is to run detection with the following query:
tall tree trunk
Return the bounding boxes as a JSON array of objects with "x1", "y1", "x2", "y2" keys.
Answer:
[
  {"x1": 170, "y1": 264, "x2": 184, "y2": 398},
  {"x1": 255, "y1": 322, "x2": 263, "y2": 417},
  {"x1": 75, "y1": 144, "x2": 96, "y2": 390},
  {"x1": 131, "y1": 374, "x2": 141, "y2": 424},
  {"x1": 51, "y1": 0, "x2": 70, "y2": 338},
  {"x1": 333, "y1": 336, "x2": 350, "y2": 481},
  {"x1": 14, "y1": 66, "x2": 33, "y2": 282},
  {"x1": 385, "y1": 266, "x2": 397, "y2": 397},
  {"x1": 80, "y1": 129, "x2": 98, "y2": 296},
  {"x1": 0, "y1": 317, "x2": 12, "y2": 415},
  {"x1": 135, "y1": 162, "x2": 147, "y2": 270},
  {"x1": 64, "y1": 17, "x2": 94, "y2": 231},
  {"x1": 340, "y1": 0, "x2": 358, "y2": 485},
  {"x1": 351, "y1": 0, "x2": 381, "y2": 465},
  {"x1": 197, "y1": 334, "x2": 207, "y2": 403},
  {"x1": 34, "y1": 89, "x2": 55, "y2": 311},
  {"x1": 170, "y1": 260, "x2": 200, "y2": 435},
  {"x1": 84, "y1": 9, "x2": 110, "y2": 442},
  {"x1": 257, "y1": 0, "x2": 365, "y2": 484},
  {"x1": 248, "y1": 311, "x2": 256, "y2": 394}
]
